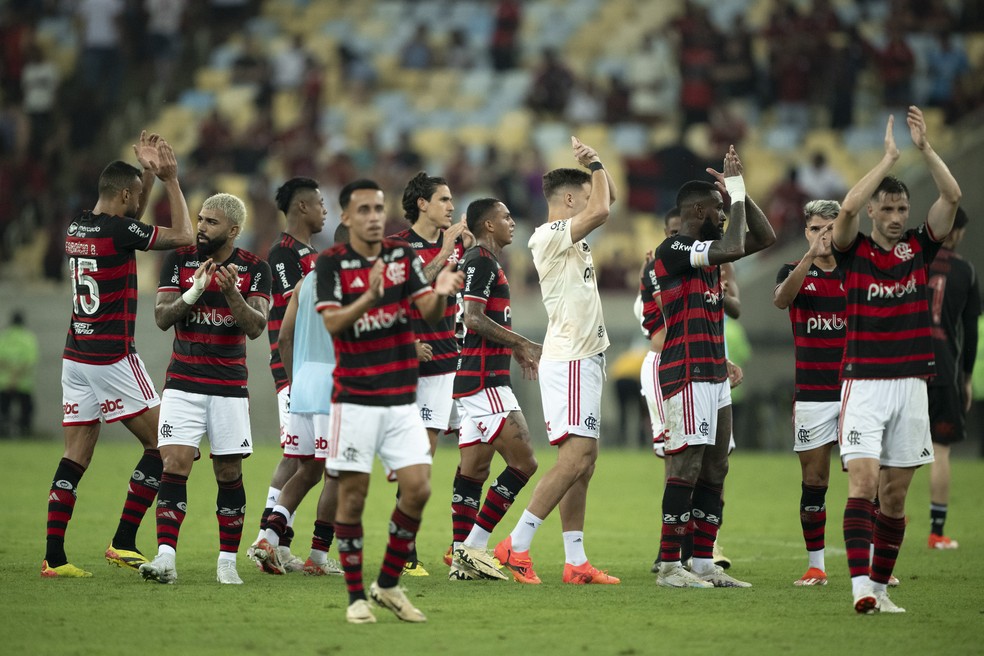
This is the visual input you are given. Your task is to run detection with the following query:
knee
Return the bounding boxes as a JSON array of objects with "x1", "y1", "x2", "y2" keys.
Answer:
[
  {"x1": 401, "y1": 480, "x2": 431, "y2": 513},
  {"x1": 214, "y1": 463, "x2": 242, "y2": 484},
  {"x1": 339, "y1": 493, "x2": 366, "y2": 519}
]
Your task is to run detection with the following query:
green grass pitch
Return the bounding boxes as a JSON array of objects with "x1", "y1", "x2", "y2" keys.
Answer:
[{"x1": 3, "y1": 440, "x2": 982, "y2": 655}]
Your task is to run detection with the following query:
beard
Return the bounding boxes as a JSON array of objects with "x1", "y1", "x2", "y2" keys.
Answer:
[
  {"x1": 197, "y1": 235, "x2": 227, "y2": 258},
  {"x1": 699, "y1": 216, "x2": 723, "y2": 241}
]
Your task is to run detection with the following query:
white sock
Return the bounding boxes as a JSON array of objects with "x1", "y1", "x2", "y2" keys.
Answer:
[
  {"x1": 562, "y1": 531, "x2": 587, "y2": 566},
  {"x1": 509, "y1": 510, "x2": 543, "y2": 552},
  {"x1": 263, "y1": 528, "x2": 280, "y2": 548},
  {"x1": 871, "y1": 581, "x2": 887, "y2": 593},
  {"x1": 287, "y1": 511, "x2": 296, "y2": 528},
  {"x1": 217, "y1": 551, "x2": 236, "y2": 563},
  {"x1": 464, "y1": 525, "x2": 492, "y2": 550},
  {"x1": 690, "y1": 557, "x2": 714, "y2": 574},
  {"x1": 159, "y1": 545, "x2": 176, "y2": 557},
  {"x1": 308, "y1": 549, "x2": 327, "y2": 565},
  {"x1": 808, "y1": 549, "x2": 825, "y2": 571},
  {"x1": 851, "y1": 575, "x2": 871, "y2": 596},
  {"x1": 266, "y1": 487, "x2": 281, "y2": 508}
]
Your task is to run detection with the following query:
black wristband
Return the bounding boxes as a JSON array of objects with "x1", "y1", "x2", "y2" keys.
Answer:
[{"x1": 588, "y1": 161, "x2": 604, "y2": 172}]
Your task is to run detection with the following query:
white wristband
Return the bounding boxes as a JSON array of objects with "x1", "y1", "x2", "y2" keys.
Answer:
[
  {"x1": 724, "y1": 175, "x2": 746, "y2": 203},
  {"x1": 181, "y1": 287, "x2": 204, "y2": 305}
]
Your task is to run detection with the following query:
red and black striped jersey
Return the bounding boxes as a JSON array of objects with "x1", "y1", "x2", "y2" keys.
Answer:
[
  {"x1": 927, "y1": 247, "x2": 981, "y2": 388},
  {"x1": 388, "y1": 227, "x2": 464, "y2": 376},
  {"x1": 314, "y1": 240, "x2": 433, "y2": 406},
  {"x1": 267, "y1": 232, "x2": 318, "y2": 391},
  {"x1": 833, "y1": 226, "x2": 942, "y2": 380},
  {"x1": 776, "y1": 263, "x2": 846, "y2": 403},
  {"x1": 63, "y1": 211, "x2": 159, "y2": 365},
  {"x1": 654, "y1": 235, "x2": 727, "y2": 399},
  {"x1": 640, "y1": 258, "x2": 664, "y2": 339},
  {"x1": 158, "y1": 247, "x2": 272, "y2": 397},
  {"x1": 453, "y1": 246, "x2": 512, "y2": 397}
]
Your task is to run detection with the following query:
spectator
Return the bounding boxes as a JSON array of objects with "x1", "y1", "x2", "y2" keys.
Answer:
[
  {"x1": 272, "y1": 34, "x2": 310, "y2": 90},
  {"x1": 145, "y1": 0, "x2": 187, "y2": 96},
  {"x1": 766, "y1": 166, "x2": 810, "y2": 243},
  {"x1": 527, "y1": 48, "x2": 576, "y2": 117},
  {"x1": 75, "y1": 0, "x2": 126, "y2": 107},
  {"x1": 20, "y1": 41, "x2": 59, "y2": 158},
  {"x1": 626, "y1": 28, "x2": 680, "y2": 123},
  {"x1": 0, "y1": 310, "x2": 39, "y2": 437},
  {"x1": 565, "y1": 78, "x2": 605, "y2": 124},
  {"x1": 870, "y1": 24, "x2": 915, "y2": 108},
  {"x1": 490, "y1": 0, "x2": 521, "y2": 71},
  {"x1": 797, "y1": 151, "x2": 847, "y2": 201},
  {"x1": 442, "y1": 28, "x2": 475, "y2": 69},
  {"x1": 925, "y1": 32, "x2": 970, "y2": 124},
  {"x1": 400, "y1": 24, "x2": 434, "y2": 70}
]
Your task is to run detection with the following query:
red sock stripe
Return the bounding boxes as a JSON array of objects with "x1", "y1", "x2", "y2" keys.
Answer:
[
  {"x1": 843, "y1": 497, "x2": 874, "y2": 578},
  {"x1": 659, "y1": 477, "x2": 695, "y2": 562},
  {"x1": 380, "y1": 508, "x2": 421, "y2": 582},
  {"x1": 871, "y1": 513, "x2": 906, "y2": 584},
  {"x1": 46, "y1": 489, "x2": 77, "y2": 539},
  {"x1": 311, "y1": 520, "x2": 334, "y2": 553},
  {"x1": 335, "y1": 522, "x2": 365, "y2": 597},
  {"x1": 692, "y1": 518, "x2": 718, "y2": 560}
]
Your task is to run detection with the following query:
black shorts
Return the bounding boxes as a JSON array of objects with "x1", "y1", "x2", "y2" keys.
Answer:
[{"x1": 928, "y1": 384, "x2": 965, "y2": 446}]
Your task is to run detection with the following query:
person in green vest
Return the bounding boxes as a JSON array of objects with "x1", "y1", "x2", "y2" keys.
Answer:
[{"x1": 0, "y1": 311, "x2": 39, "y2": 437}]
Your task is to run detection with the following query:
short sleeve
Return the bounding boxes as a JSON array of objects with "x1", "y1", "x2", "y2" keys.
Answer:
[
  {"x1": 269, "y1": 247, "x2": 303, "y2": 297},
  {"x1": 116, "y1": 217, "x2": 158, "y2": 252},
  {"x1": 776, "y1": 263, "x2": 796, "y2": 286},
  {"x1": 529, "y1": 220, "x2": 574, "y2": 272},
  {"x1": 158, "y1": 250, "x2": 181, "y2": 292},
  {"x1": 403, "y1": 245, "x2": 432, "y2": 300},
  {"x1": 247, "y1": 260, "x2": 272, "y2": 300},
  {"x1": 314, "y1": 253, "x2": 342, "y2": 311},
  {"x1": 462, "y1": 253, "x2": 497, "y2": 304}
]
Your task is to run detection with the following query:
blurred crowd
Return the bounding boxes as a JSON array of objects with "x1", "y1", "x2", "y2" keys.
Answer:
[{"x1": 2, "y1": 0, "x2": 984, "y2": 288}]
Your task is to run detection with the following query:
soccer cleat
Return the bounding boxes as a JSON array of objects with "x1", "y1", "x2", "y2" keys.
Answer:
[
  {"x1": 694, "y1": 564, "x2": 751, "y2": 588},
  {"x1": 853, "y1": 583, "x2": 877, "y2": 614},
  {"x1": 139, "y1": 553, "x2": 177, "y2": 584},
  {"x1": 563, "y1": 561, "x2": 621, "y2": 585},
  {"x1": 888, "y1": 575, "x2": 900, "y2": 587},
  {"x1": 41, "y1": 560, "x2": 93, "y2": 578},
  {"x1": 252, "y1": 538, "x2": 285, "y2": 575},
  {"x1": 928, "y1": 534, "x2": 959, "y2": 550},
  {"x1": 302, "y1": 557, "x2": 343, "y2": 576},
  {"x1": 443, "y1": 545, "x2": 453, "y2": 567},
  {"x1": 794, "y1": 567, "x2": 828, "y2": 587},
  {"x1": 493, "y1": 536, "x2": 541, "y2": 584},
  {"x1": 453, "y1": 545, "x2": 507, "y2": 580},
  {"x1": 105, "y1": 544, "x2": 148, "y2": 571},
  {"x1": 369, "y1": 582, "x2": 427, "y2": 622},
  {"x1": 874, "y1": 590, "x2": 905, "y2": 613},
  {"x1": 277, "y1": 546, "x2": 305, "y2": 572},
  {"x1": 656, "y1": 562, "x2": 713, "y2": 588},
  {"x1": 346, "y1": 599, "x2": 377, "y2": 624},
  {"x1": 448, "y1": 563, "x2": 480, "y2": 581},
  {"x1": 216, "y1": 560, "x2": 243, "y2": 585},
  {"x1": 651, "y1": 556, "x2": 661, "y2": 574},
  {"x1": 713, "y1": 541, "x2": 732, "y2": 569},
  {"x1": 402, "y1": 559, "x2": 429, "y2": 577}
]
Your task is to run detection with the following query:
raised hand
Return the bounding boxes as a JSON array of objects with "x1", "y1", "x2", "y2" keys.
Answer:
[
  {"x1": 367, "y1": 259, "x2": 385, "y2": 300},
  {"x1": 192, "y1": 259, "x2": 216, "y2": 291},
  {"x1": 156, "y1": 139, "x2": 179, "y2": 181},
  {"x1": 215, "y1": 263, "x2": 240, "y2": 295},
  {"x1": 906, "y1": 105, "x2": 927, "y2": 151},
  {"x1": 133, "y1": 130, "x2": 160, "y2": 172},
  {"x1": 706, "y1": 145, "x2": 743, "y2": 195},
  {"x1": 445, "y1": 214, "x2": 474, "y2": 249},
  {"x1": 571, "y1": 135, "x2": 600, "y2": 167},
  {"x1": 434, "y1": 261, "x2": 464, "y2": 296},
  {"x1": 806, "y1": 222, "x2": 833, "y2": 258}
]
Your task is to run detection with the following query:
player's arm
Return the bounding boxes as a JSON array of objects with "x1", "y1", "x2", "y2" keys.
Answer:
[
  {"x1": 705, "y1": 146, "x2": 775, "y2": 259},
  {"x1": 216, "y1": 264, "x2": 269, "y2": 340},
  {"x1": 319, "y1": 259, "x2": 383, "y2": 336},
  {"x1": 568, "y1": 136, "x2": 612, "y2": 243},
  {"x1": 462, "y1": 299, "x2": 542, "y2": 380},
  {"x1": 721, "y1": 262, "x2": 741, "y2": 319},
  {"x1": 279, "y1": 276, "x2": 302, "y2": 381},
  {"x1": 422, "y1": 216, "x2": 468, "y2": 282},
  {"x1": 131, "y1": 131, "x2": 158, "y2": 221},
  {"x1": 742, "y1": 196, "x2": 777, "y2": 256},
  {"x1": 155, "y1": 257, "x2": 216, "y2": 329},
  {"x1": 774, "y1": 224, "x2": 833, "y2": 309},
  {"x1": 833, "y1": 115, "x2": 900, "y2": 251},
  {"x1": 908, "y1": 106, "x2": 962, "y2": 239},
  {"x1": 148, "y1": 138, "x2": 194, "y2": 251},
  {"x1": 414, "y1": 262, "x2": 464, "y2": 325}
]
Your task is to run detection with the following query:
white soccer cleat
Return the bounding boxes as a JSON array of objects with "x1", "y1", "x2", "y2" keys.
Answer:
[
  {"x1": 369, "y1": 582, "x2": 427, "y2": 622},
  {"x1": 452, "y1": 545, "x2": 507, "y2": 580},
  {"x1": 216, "y1": 560, "x2": 243, "y2": 585},
  {"x1": 346, "y1": 599, "x2": 377, "y2": 624},
  {"x1": 853, "y1": 582, "x2": 877, "y2": 614},
  {"x1": 448, "y1": 562, "x2": 480, "y2": 581},
  {"x1": 874, "y1": 590, "x2": 905, "y2": 613},
  {"x1": 139, "y1": 553, "x2": 177, "y2": 585},
  {"x1": 302, "y1": 557, "x2": 343, "y2": 576},
  {"x1": 694, "y1": 564, "x2": 751, "y2": 588},
  {"x1": 277, "y1": 546, "x2": 305, "y2": 572},
  {"x1": 656, "y1": 562, "x2": 713, "y2": 588}
]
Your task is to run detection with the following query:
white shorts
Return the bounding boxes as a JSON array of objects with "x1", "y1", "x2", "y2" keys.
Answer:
[
  {"x1": 416, "y1": 372, "x2": 456, "y2": 431},
  {"x1": 62, "y1": 355, "x2": 160, "y2": 426},
  {"x1": 325, "y1": 402, "x2": 432, "y2": 475},
  {"x1": 456, "y1": 387, "x2": 521, "y2": 447},
  {"x1": 792, "y1": 401, "x2": 839, "y2": 453},
  {"x1": 539, "y1": 354, "x2": 605, "y2": 444},
  {"x1": 839, "y1": 378, "x2": 934, "y2": 468},
  {"x1": 445, "y1": 400, "x2": 461, "y2": 435},
  {"x1": 284, "y1": 412, "x2": 330, "y2": 460},
  {"x1": 157, "y1": 389, "x2": 253, "y2": 456},
  {"x1": 277, "y1": 386, "x2": 290, "y2": 448},
  {"x1": 639, "y1": 351, "x2": 666, "y2": 455},
  {"x1": 662, "y1": 380, "x2": 731, "y2": 455}
]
